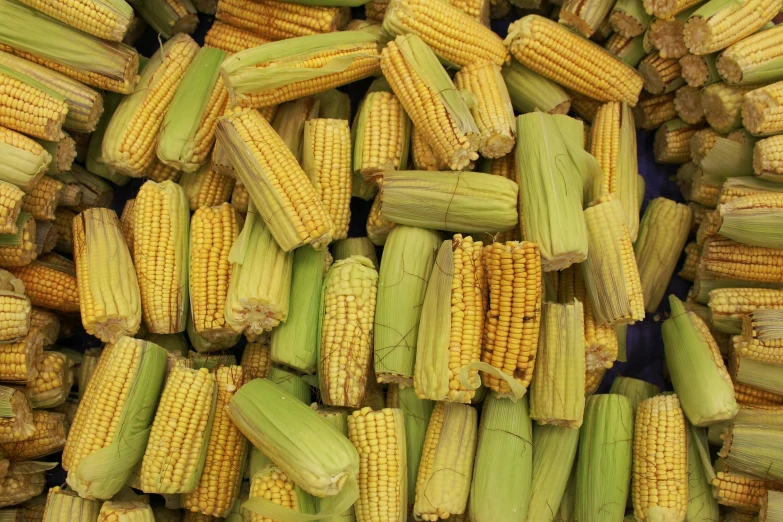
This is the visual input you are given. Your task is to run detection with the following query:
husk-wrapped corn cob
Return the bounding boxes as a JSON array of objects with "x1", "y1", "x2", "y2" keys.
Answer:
[
  {"x1": 374, "y1": 226, "x2": 440, "y2": 386},
  {"x1": 634, "y1": 197, "x2": 692, "y2": 311},
  {"x1": 229, "y1": 182, "x2": 248, "y2": 214},
  {"x1": 317, "y1": 256, "x2": 377, "y2": 409},
  {"x1": 717, "y1": 25, "x2": 783, "y2": 85},
  {"x1": 63, "y1": 336, "x2": 167, "y2": 499},
  {"x1": 502, "y1": 60, "x2": 572, "y2": 114},
  {"x1": 224, "y1": 211, "x2": 292, "y2": 338},
  {"x1": 267, "y1": 366, "x2": 310, "y2": 404},
  {"x1": 221, "y1": 32, "x2": 379, "y2": 109},
  {"x1": 0, "y1": 386, "x2": 33, "y2": 443},
  {"x1": 663, "y1": 295, "x2": 739, "y2": 425},
  {"x1": 179, "y1": 166, "x2": 235, "y2": 211},
  {"x1": 683, "y1": 0, "x2": 782, "y2": 56},
  {"x1": 102, "y1": 34, "x2": 198, "y2": 177},
  {"x1": 743, "y1": 81, "x2": 783, "y2": 137},
  {"x1": 0, "y1": 127, "x2": 49, "y2": 195},
  {"x1": 97, "y1": 501, "x2": 155, "y2": 520},
  {"x1": 702, "y1": 81, "x2": 757, "y2": 133},
  {"x1": 269, "y1": 248, "x2": 330, "y2": 374},
  {"x1": 380, "y1": 35, "x2": 480, "y2": 170},
  {"x1": 244, "y1": 449, "x2": 316, "y2": 522},
  {"x1": 414, "y1": 236, "x2": 485, "y2": 403},
  {"x1": 0, "y1": 329, "x2": 43, "y2": 384},
  {"x1": 690, "y1": 169, "x2": 723, "y2": 207},
  {"x1": 680, "y1": 52, "x2": 720, "y2": 88},
  {"x1": 85, "y1": 90, "x2": 130, "y2": 186},
  {"x1": 526, "y1": 423, "x2": 579, "y2": 522},
  {"x1": 41, "y1": 486, "x2": 102, "y2": 521},
  {"x1": 729, "y1": 335, "x2": 783, "y2": 395},
  {"x1": 700, "y1": 237, "x2": 783, "y2": 284},
  {"x1": 215, "y1": 0, "x2": 349, "y2": 41},
  {"x1": 23, "y1": 350, "x2": 72, "y2": 408},
  {"x1": 685, "y1": 424, "x2": 720, "y2": 522},
  {"x1": 699, "y1": 131, "x2": 756, "y2": 178},
  {"x1": 610, "y1": 0, "x2": 652, "y2": 37},
  {"x1": 331, "y1": 238, "x2": 378, "y2": 268},
  {"x1": 679, "y1": 242, "x2": 702, "y2": 281},
  {"x1": 0, "y1": 212, "x2": 37, "y2": 268},
  {"x1": 353, "y1": 91, "x2": 410, "y2": 179},
  {"x1": 158, "y1": 47, "x2": 228, "y2": 173},
  {"x1": 0, "y1": 64, "x2": 68, "y2": 142},
  {"x1": 215, "y1": 108, "x2": 334, "y2": 251},
  {"x1": 0, "y1": 462, "x2": 55, "y2": 508},
  {"x1": 653, "y1": 118, "x2": 698, "y2": 163},
  {"x1": 633, "y1": 91, "x2": 678, "y2": 130},
  {"x1": 29, "y1": 308, "x2": 58, "y2": 347},
  {"x1": 674, "y1": 85, "x2": 705, "y2": 124},
  {"x1": 366, "y1": 192, "x2": 395, "y2": 246},
  {"x1": 716, "y1": 193, "x2": 783, "y2": 248},
  {"x1": 0, "y1": 410, "x2": 67, "y2": 461},
  {"x1": 568, "y1": 90, "x2": 603, "y2": 123},
  {"x1": 127, "y1": 0, "x2": 198, "y2": 38},
  {"x1": 505, "y1": 15, "x2": 644, "y2": 105},
  {"x1": 719, "y1": 424, "x2": 783, "y2": 482},
  {"x1": 605, "y1": 33, "x2": 647, "y2": 68},
  {"x1": 712, "y1": 459, "x2": 783, "y2": 512},
  {"x1": 203, "y1": 21, "x2": 270, "y2": 53}
]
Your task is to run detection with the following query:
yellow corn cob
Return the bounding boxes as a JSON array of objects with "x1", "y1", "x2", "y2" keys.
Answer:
[
  {"x1": 0, "y1": 212, "x2": 37, "y2": 268},
  {"x1": 738, "y1": 310, "x2": 783, "y2": 364},
  {"x1": 20, "y1": 177, "x2": 61, "y2": 221},
  {"x1": 215, "y1": 0, "x2": 349, "y2": 40},
  {"x1": 654, "y1": 118, "x2": 697, "y2": 163},
  {"x1": 631, "y1": 394, "x2": 688, "y2": 522},
  {"x1": 702, "y1": 82, "x2": 756, "y2": 133},
  {"x1": 674, "y1": 85, "x2": 705, "y2": 124},
  {"x1": 303, "y1": 119, "x2": 351, "y2": 240},
  {"x1": 0, "y1": 65, "x2": 67, "y2": 142},
  {"x1": 0, "y1": 328, "x2": 42, "y2": 384},
  {"x1": 716, "y1": 192, "x2": 783, "y2": 249},
  {"x1": 244, "y1": 450, "x2": 316, "y2": 521},
  {"x1": 640, "y1": 52, "x2": 685, "y2": 94},
  {"x1": 679, "y1": 242, "x2": 701, "y2": 281},
  {"x1": 605, "y1": 33, "x2": 647, "y2": 68},
  {"x1": 102, "y1": 34, "x2": 199, "y2": 177},
  {"x1": 0, "y1": 126, "x2": 49, "y2": 194},
  {"x1": 700, "y1": 237, "x2": 783, "y2": 284},
  {"x1": 41, "y1": 486, "x2": 102, "y2": 521},
  {"x1": 689, "y1": 169, "x2": 722, "y2": 207},
  {"x1": 481, "y1": 241, "x2": 542, "y2": 396},
  {"x1": 502, "y1": 59, "x2": 572, "y2": 115},
  {"x1": 118, "y1": 198, "x2": 135, "y2": 258},
  {"x1": 690, "y1": 127, "x2": 722, "y2": 165},
  {"x1": 0, "y1": 386, "x2": 33, "y2": 442},
  {"x1": 221, "y1": 32, "x2": 379, "y2": 109},
  {"x1": 140, "y1": 366, "x2": 216, "y2": 494},
  {"x1": 709, "y1": 288, "x2": 783, "y2": 334},
  {"x1": 23, "y1": 349, "x2": 73, "y2": 407},
  {"x1": 683, "y1": 0, "x2": 782, "y2": 56},
  {"x1": 754, "y1": 134, "x2": 783, "y2": 182},
  {"x1": 381, "y1": 35, "x2": 480, "y2": 170},
  {"x1": 717, "y1": 177, "x2": 783, "y2": 205},
  {"x1": 230, "y1": 182, "x2": 248, "y2": 214},
  {"x1": 743, "y1": 81, "x2": 783, "y2": 136},
  {"x1": 505, "y1": 15, "x2": 644, "y2": 105},
  {"x1": 633, "y1": 91, "x2": 678, "y2": 130},
  {"x1": 204, "y1": 21, "x2": 270, "y2": 53},
  {"x1": 733, "y1": 380, "x2": 783, "y2": 405},
  {"x1": 0, "y1": 288, "x2": 28, "y2": 344},
  {"x1": 29, "y1": 308, "x2": 58, "y2": 347},
  {"x1": 713, "y1": 461, "x2": 783, "y2": 512},
  {"x1": 454, "y1": 62, "x2": 515, "y2": 158},
  {"x1": 318, "y1": 256, "x2": 377, "y2": 409},
  {"x1": 410, "y1": 126, "x2": 448, "y2": 171},
  {"x1": 241, "y1": 339, "x2": 270, "y2": 382},
  {"x1": 583, "y1": 195, "x2": 645, "y2": 325},
  {"x1": 347, "y1": 407, "x2": 407, "y2": 522},
  {"x1": 0, "y1": 182, "x2": 24, "y2": 237},
  {"x1": 718, "y1": 424, "x2": 783, "y2": 483},
  {"x1": 215, "y1": 108, "x2": 334, "y2": 251},
  {"x1": 0, "y1": 462, "x2": 55, "y2": 508},
  {"x1": 0, "y1": 410, "x2": 66, "y2": 461},
  {"x1": 63, "y1": 336, "x2": 167, "y2": 499},
  {"x1": 647, "y1": 13, "x2": 693, "y2": 61},
  {"x1": 415, "y1": 236, "x2": 485, "y2": 403},
  {"x1": 178, "y1": 166, "x2": 235, "y2": 211},
  {"x1": 182, "y1": 366, "x2": 247, "y2": 517},
  {"x1": 366, "y1": 192, "x2": 395, "y2": 247},
  {"x1": 133, "y1": 180, "x2": 189, "y2": 334},
  {"x1": 634, "y1": 198, "x2": 692, "y2": 311},
  {"x1": 414, "y1": 402, "x2": 477, "y2": 521},
  {"x1": 189, "y1": 203, "x2": 239, "y2": 345},
  {"x1": 97, "y1": 501, "x2": 155, "y2": 521},
  {"x1": 353, "y1": 91, "x2": 410, "y2": 179},
  {"x1": 16, "y1": 0, "x2": 133, "y2": 41},
  {"x1": 145, "y1": 159, "x2": 182, "y2": 184},
  {"x1": 557, "y1": 0, "x2": 615, "y2": 37},
  {"x1": 382, "y1": 0, "x2": 507, "y2": 68},
  {"x1": 680, "y1": 53, "x2": 720, "y2": 88},
  {"x1": 717, "y1": 25, "x2": 783, "y2": 85},
  {"x1": 73, "y1": 208, "x2": 140, "y2": 342}
]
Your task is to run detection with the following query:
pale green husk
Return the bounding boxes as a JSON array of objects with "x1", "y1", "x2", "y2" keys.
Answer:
[
  {"x1": 708, "y1": 404, "x2": 783, "y2": 444},
  {"x1": 502, "y1": 60, "x2": 571, "y2": 115},
  {"x1": 700, "y1": 134, "x2": 756, "y2": 178},
  {"x1": 310, "y1": 90, "x2": 351, "y2": 120},
  {"x1": 718, "y1": 197, "x2": 783, "y2": 249},
  {"x1": 272, "y1": 98, "x2": 321, "y2": 163},
  {"x1": 126, "y1": 0, "x2": 197, "y2": 38},
  {"x1": 42, "y1": 488, "x2": 102, "y2": 522},
  {"x1": 313, "y1": 407, "x2": 357, "y2": 522},
  {"x1": 269, "y1": 366, "x2": 311, "y2": 404},
  {"x1": 0, "y1": 137, "x2": 49, "y2": 192},
  {"x1": 86, "y1": 91, "x2": 131, "y2": 186},
  {"x1": 685, "y1": 424, "x2": 720, "y2": 522},
  {"x1": 331, "y1": 237, "x2": 378, "y2": 268},
  {"x1": 610, "y1": 0, "x2": 652, "y2": 36},
  {"x1": 719, "y1": 424, "x2": 783, "y2": 482},
  {"x1": 608, "y1": 376, "x2": 660, "y2": 424},
  {"x1": 527, "y1": 424, "x2": 580, "y2": 522},
  {"x1": 607, "y1": 35, "x2": 646, "y2": 67},
  {"x1": 731, "y1": 350, "x2": 783, "y2": 395},
  {"x1": 188, "y1": 350, "x2": 237, "y2": 370},
  {"x1": 0, "y1": 213, "x2": 32, "y2": 247}
]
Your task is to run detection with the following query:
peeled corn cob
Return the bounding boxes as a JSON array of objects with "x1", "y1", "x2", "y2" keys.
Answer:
[
  {"x1": 702, "y1": 82, "x2": 757, "y2": 133},
  {"x1": 0, "y1": 462, "x2": 55, "y2": 508},
  {"x1": 639, "y1": 52, "x2": 685, "y2": 94},
  {"x1": 683, "y1": 0, "x2": 782, "y2": 55},
  {"x1": 41, "y1": 486, "x2": 102, "y2": 521},
  {"x1": 215, "y1": 0, "x2": 349, "y2": 41},
  {"x1": 718, "y1": 25, "x2": 783, "y2": 85},
  {"x1": 203, "y1": 21, "x2": 270, "y2": 53},
  {"x1": 633, "y1": 91, "x2": 678, "y2": 129},
  {"x1": 0, "y1": 410, "x2": 67, "y2": 461},
  {"x1": 10, "y1": 256, "x2": 78, "y2": 315}
]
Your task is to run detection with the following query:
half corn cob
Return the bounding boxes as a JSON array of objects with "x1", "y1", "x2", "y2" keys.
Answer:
[
  {"x1": 743, "y1": 81, "x2": 783, "y2": 136},
  {"x1": 0, "y1": 411, "x2": 67, "y2": 461},
  {"x1": 29, "y1": 308, "x2": 58, "y2": 346},
  {"x1": 718, "y1": 25, "x2": 783, "y2": 85},
  {"x1": 653, "y1": 119, "x2": 698, "y2": 163},
  {"x1": 0, "y1": 328, "x2": 42, "y2": 384},
  {"x1": 21, "y1": 177, "x2": 62, "y2": 221},
  {"x1": 179, "y1": 166, "x2": 235, "y2": 211},
  {"x1": 700, "y1": 237, "x2": 783, "y2": 283},
  {"x1": 605, "y1": 33, "x2": 647, "y2": 67},
  {"x1": 717, "y1": 193, "x2": 783, "y2": 248},
  {"x1": 24, "y1": 350, "x2": 73, "y2": 408},
  {"x1": 318, "y1": 256, "x2": 377, "y2": 409},
  {"x1": 0, "y1": 127, "x2": 49, "y2": 194},
  {"x1": 610, "y1": 0, "x2": 652, "y2": 37},
  {"x1": 640, "y1": 52, "x2": 685, "y2": 93},
  {"x1": 0, "y1": 462, "x2": 55, "y2": 508},
  {"x1": 683, "y1": 0, "x2": 782, "y2": 55},
  {"x1": 73, "y1": 208, "x2": 140, "y2": 342},
  {"x1": 0, "y1": 387, "x2": 33, "y2": 443},
  {"x1": 41, "y1": 486, "x2": 102, "y2": 521},
  {"x1": 415, "y1": 236, "x2": 485, "y2": 403},
  {"x1": 674, "y1": 85, "x2": 705, "y2": 124},
  {"x1": 719, "y1": 424, "x2": 783, "y2": 482},
  {"x1": 366, "y1": 192, "x2": 395, "y2": 246},
  {"x1": 505, "y1": 15, "x2": 644, "y2": 105},
  {"x1": 203, "y1": 21, "x2": 270, "y2": 53},
  {"x1": 0, "y1": 212, "x2": 37, "y2": 268},
  {"x1": 527, "y1": 423, "x2": 580, "y2": 522},
  {"x1": 128, "y1": 0, "x2": 197, "y2": 38},
  {"x1": 680, "y1": 53, "x2": 720, "y2": 88},
  {"x1": 712, "y1": 459, "x2": 783, "y2": 512},
  {"x1": 0, "y1": 64, "x2": 67, "y2": 142},
  {"x1": 633, "y1": 91, "x2": 678, "y2": 129},
  {"x1": 502, "y1": 59, "x2": 572, "y2": 114},
  {"x1": 215, "y1": 0, "x2": 349, "y2": 41},
  {"x1": 707, "y1": 287, "x2": 783, "y2": 333},
  {"x1": 702, "y1": 82, "x2": 756, "y2": 133},
  {"x1": 0, "y1": 288, "x2": 29, "y2": 343},
  {"x1": 102, "y1": 34, "x2": 198, "y2": 177},
  {"x1": 558, "y1": 0, "x2": 615, "y2": 37},
  {"x1": 63, "y1": 336, "x2": 167, "y2": 499}
]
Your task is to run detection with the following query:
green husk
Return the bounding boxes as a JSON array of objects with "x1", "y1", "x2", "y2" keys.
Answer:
[
  {"x1": 609, "y1": 0, "x2": 652, "y2": 37},
  {"x1": 379, "y1": 170, "x2": 518, "y2": 234},
  {"x1": 272, "y1": 98, "x2": 321, "y2": 163},
  {"x1": 373, "y1": 226, "x2": 440, "y2": 386},
  {"x1": 529, "y1": 301, "x2": 586, "y2": 428},
  {"x1": 662, "y1": 295, "x2": 739, "y2": 426},
  {"x1": 186, "y1": 313, "x2": 240, "y2": 353},
  {"x1": 126, "y1": 0, "x2": 197, "y2": 38},
  {"x1": 575, "y1": 394, "x2": 633, "y2": 522},
  {"x1": 331, "y1": 237, "x2": 378, "y2": 268},
  {"x1": 0, "y1": 213, "x2": 32, "y2": 247},
  {"x1": 36, "y1": 134, "x2": 75, "y2": 176},
  {"x1": 516, "y1": 112, "x2": 598, "y2": 271},
  {"x1": 310, "y1": 90, "x2": 351, "y2": 120},
  {"x1": 718, "y1": 25, "x2": 783, "y2": 85},
  {"x1": 527, "y1": 424, "x2": 580, "y2": 522},
  {"x1": 719, "y1": 424, "x2": 783, "y2": 482},
  {"x1": 501, "y1": 60, "x2": 571, "y2": 115},
  {"x1": 718, "y1": 195, "x2": 783, "y2": 249},
  {"x1": 228, "y1": 379, "x2": 359, "y2": 519},
  {"x1": 268, "y1": 366, "x2": 311, "y2": 404},
  {"x1": 605, "y1": 34, "x2": 646, "y2": 67},
  {"x1": 86, "y1": 90, "x2": 130, "y2": 186},
  {"x1": 685, "y1": 424, "x2": 720, "y2": 522},
  {"x1": 469, "y1": 393, "x2": 533, "y2": 522},
  {"x1": 720, "y1": 176, "x2": 783, "y2": 203},
  {"x1": 700, "y1": 134, "x2": 757, "y2": 178},
  {"x1": 385, "y1": 384, "x2": 434, "y2": 505},
  {"x1": 142, "y1": 333, "x2": 188, "y2": 355},
  {"x1": 157, "y1": 46, "x2": 226, "y2": 172},
  {"x1": 693, "y1": 274, "x2": 783, "y2": 308},
  {"x1": 608, "y1": 376, "x2": 660, "y2": 424},
  {"x1": 270, "y1": 247, "x2": 330, "y2": 374},
  {"x1": 313, "y1": 407, "x2": 356, "y2": 522},
  {"x1": 188, "y1": 351, "x2": 237, "y2": 370},
  {"x1": 0, "y1": 134, "x2": 49, "y2": 193},
  {"x1": 42, "y1": 487, "x2": 102, "y2": 522},
  {"x1": 556, "y1": 467, "x2": 577, "y2": 522},
  {"x1": 729, "y1": 348, "x2": 783, "y2": 396},
  {"x1": 762, "y1": 490, "x2": 783, "y2": 522},
  {"x1": 65, "y1": 338, "x2": 167, "y2": 500}
]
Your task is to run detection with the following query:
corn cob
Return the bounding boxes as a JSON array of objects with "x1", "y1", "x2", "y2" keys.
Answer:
[
  {"x1": 0, "y1": 0, "x2": 139, "y2": 94},
  {"x1": 0, "y1": 386, "x2": 33, "y2": 443},
  {"x1": 18, "y1": 0, "x2": 134, "y2": 41},
  {"x1": 64, "y1": 167, "x2": 115, "y2": 212},
  {"x1": 179, "y1": 167, "x2": 235, "y2": 212},
  {"x1": 679, "y1": 242, "x2": 701, "y2": 281},
  {"x1": 144, "y1": 158, "x2": 181, "y2": 184},
  {"x1": 204, "y1": 21, "x2": 270, "y2": 53},
  {"x1": 409, "y1": 126, "x2": 448, "y2": 172},
  {"x1": 699, "y1": 131, "x2": 756, "y2": 178},
  {"x1": 20, "y1": 177, "x2": 61, "y2": 222},
  {"x1": 633, "y1": 91, "x2": 678, "y2": 129},
  {"x1": 0, "y1": 410, "x2": 66, "y2": 461},
  {"x1": 575, "y1": 394, "x2": 633, "y2": 522},
  {"x1": 415, "y1": 236, "x2": 484, "y2": 403},
  {"x1": 700, "y1": 237, "x2": 783, "y2": 284},
  {"x1": 719, "y1": 424, "x2": 783, "y2": 482},
  {"x1": 713, "y1": 459, "x2": 783, "y2": 511},
  {"x1": 502, "y1": 59, "x2": 572, "y2": 114},
  {"x1": 647, "y1": 9, "x2": 696, "y2": 60},
  {"x1": 0, "y1": 212, "x2": 37, "y2": 268},
  {"x1": 674, "y1": 85, "x2": 705, "y2": 124},
  {"x1": 414, "y1": 402, "x2": 477, "y2": 521},
  {"x1": 717, "y1": 193, "x2": 783, "y2": 249},
  {"x1": 683, "y1": 425, "x2": 719, "y2": 522},
  {"x1": 733, "y1": 381, "x2": 783, "y2": 405},
  {"x1": 640, "y1": 52, "x2": 685, "y2": 93},
  {"x1": 366, "y1": 192, "x2": 395, "y2": 247},
  {"x1": 102, "y1": 34, "x2": 198, "y2": 177},
  {"x1": 41, "y1": 486, "x2": 102, "y2": 521},
  {"x1": 0, "y1": 287, "x2": 29, "y2": 344},
  {"x1": 0, "y1": 328, "x2": 42, "y2": 384},
  {"x1": 127, "y1": 0, "x2": 197, "y2": 38},
  {"x1": 634, "y1": 198, "x2": 692, "y2": 311},
  {"x1": 0, "y1": 182, "x2": 26, "y2": 238},
  {"x1": 224, "y1": 211, "x2": 292, "y2": 338},
  {"x1": 229, "y1": 182, "x2": 248, "y2": 214},
  {"x1": 29, "y1": 308, "x2": 58, "y2": 347},
  {"x1": 215, "y1": 0, "x2": 349, "y2": 41},
  {"x1": 73, "y1": 208, "x2": 140, "y2": 342},
  {"x1": 353, "y1": 92, "x2": 410, "y2": 179},
  {"x1": 730, "y1": 335, "x2": 783, "y2": 395},
  {"x1": 215, "y1": 108, "x2": 334, "y2": 251},
  {"x1": 605, "y1": 33, "x2": 647, "y2": 68},
  {"x1": 97, "y1": 501, "x2": 155, "y2": 521},
  {"x1": 9, "y1": 262, "x2": 77, "y2": 315},
  {"x1": 382, "y1": 0, "x2": 508, "y2": 68},
  {"x1": 22, "y1": 349, "x2": 72, "y2": 408},
  {"x1": 569, "y1": 90, "x2": 603, "y2": 123},
  {"x1": 702, "y1": 82, "x2": 756, "y2": 133},
  {"x1": 221, "y1": 32, "x2": 379, "y2": 109},
  {"x1": 690, "y1": 169, "x2": 722, "y2": 207},
  {"x1": 381, "y1": 35, "x2": 480, "y2": 170},
  {"x1": 0, "y1": 462, "x2": 55, "y2": 508},
  {"x1": 374, "y1": 226, "x2": 440, "y2": 386},
  {"x1": 631, "y1": 394, "x2": 688, "y2": 522},
  {"x1": 317, "y1": 256, "x2": 377, "y2": 409},
  {"x1": 77, "y1": 347, "x2": 101, "y2": 399},
  {"x1": 610, "y1": 0, "x2": 652, "y2": 37},
  {"x1": 526, "y1": 423, "x2": 579, "y2": 522},
  {"x1": 0, "y1": 65, "x2": 67, "y2": 142},
  {"x1": 742, "y1": 81, "x2": 783, "y2": 137},
  {"x1": 505, "y1": 15, "x2": 644, "y2": 105},
  {"x1": 582, "y1": 195, "x2": 645, "y2": 325},
  {"x1": 683, "y1": 0, "x2": 782, "y2": 56},
  {"x1": 240, "y1": 340, "x2": 270, "y2": 382},
  {"x1": 0, "y1": 127, "x2": 49, "y2": 194},
  {"x1": 516, "y1": 113, "x2": 594, "y2": 271},
  {"x1": 663, "y1": 295, "x2": 739, "y2": 425},
  {"x1": 52, "y1": 209, "x2": 73, "y2": 254},
  {"x1": 63, "y1": 336, "x2": 167, "y2": 499},
  {"x1": 653, "y1": 118, "x2": 698, "y2": 163},
  {"x1": 680, "y1": 53, "x2": 720, "y2": 88}
]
